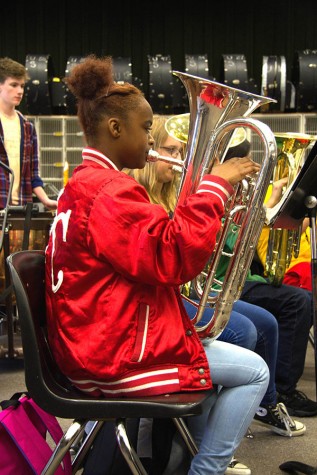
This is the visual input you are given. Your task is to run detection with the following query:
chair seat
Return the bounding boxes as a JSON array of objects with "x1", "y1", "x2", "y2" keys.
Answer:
[{"x1": 33, "y1": 384, "x2": 213, "y2": 421}]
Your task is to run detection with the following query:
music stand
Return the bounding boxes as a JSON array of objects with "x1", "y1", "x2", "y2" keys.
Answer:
[{"x1": 271, "y1": 140, "x2": 317, "y2": 397}]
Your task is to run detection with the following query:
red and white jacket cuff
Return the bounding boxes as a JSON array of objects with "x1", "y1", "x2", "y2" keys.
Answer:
[{"x1": 196, "y1": 175, "x2": 234, "y2": 208}]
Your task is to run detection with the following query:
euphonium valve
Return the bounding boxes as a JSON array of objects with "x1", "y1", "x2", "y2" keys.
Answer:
[{"x1": 170, "y1": 71, "x2": 278, "y2": 340}]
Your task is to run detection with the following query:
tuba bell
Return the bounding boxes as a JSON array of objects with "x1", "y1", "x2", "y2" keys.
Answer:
[
  {"x1": 165, "y1": 71, "x2": 278, "y2": 340},
  {"x1": 264, "y1": 133, "x2": 317, "y2": 286}
]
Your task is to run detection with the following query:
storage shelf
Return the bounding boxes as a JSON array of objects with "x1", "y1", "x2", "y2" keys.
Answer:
[
  {"x1": 28, "y1": 113, "x2": 317, "y2": 194},
  {"x1": 28, "y1": 116, "x2": 83, "y2": 193}
]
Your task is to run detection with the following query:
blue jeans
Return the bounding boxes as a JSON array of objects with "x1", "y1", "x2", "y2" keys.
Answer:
[
  {"x1": 229, "y1": 300, "x2": 278, "y2": 406},
  {"x1": 183, "y1": 299, "x2": 258, "y2": 351},
  {"x1": 188, "y1": 340, "x2": 269, "y2": 475},
  {"x1": 183, "y1": 298, "x2": 278, "y2": 405}
]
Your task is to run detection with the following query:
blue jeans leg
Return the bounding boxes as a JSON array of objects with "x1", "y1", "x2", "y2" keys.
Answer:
[
  {"x1": 232, "y1": 299, "x2": 278, "y2": 406},
  {"x1": 188, "y1": 340, "x2": 269, "y2": 475},
  {"x1": 182, "y1": 298, "x2": 257, "y2": 351},
  {"x1": 217, "y1": 308, "x2": 257, "y2": 350}
]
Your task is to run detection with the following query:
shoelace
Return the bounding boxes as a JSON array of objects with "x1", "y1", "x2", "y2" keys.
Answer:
[
  {"x1": 227, "y1": 458, "x2": 245, "y2": 468},
  {"x1": 274, "y1": 402, "x2": 296, "y2": 436},
  {"x1": 291, "y1": 390, "x2": 309, "y2": 400},
  {"x1": 227, "y1": 458, "x2": 237, "y2": 468}
]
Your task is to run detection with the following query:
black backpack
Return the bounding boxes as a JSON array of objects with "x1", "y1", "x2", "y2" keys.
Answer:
[{"x1": 82, "y1": 418, "x2": 191, "y2": 475}]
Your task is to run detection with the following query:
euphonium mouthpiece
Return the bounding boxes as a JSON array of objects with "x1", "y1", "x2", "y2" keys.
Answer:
[
  {"x1": 172, "y1": 165, "x2": 183, "y2": 173},
  {"x1": 146, "y1": 149, "x2": 184, "y2": 168}
]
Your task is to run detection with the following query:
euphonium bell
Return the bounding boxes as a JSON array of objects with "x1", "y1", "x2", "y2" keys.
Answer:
[
  {"x1": 172, "y1": 71, "x2": 277, "y2": 207},
  {"x1": 168, "y1": 71, "x2": 278, "y2": 340},
  {"x1": 265, "y1": 132, "x2": 317, "y2": 286}
]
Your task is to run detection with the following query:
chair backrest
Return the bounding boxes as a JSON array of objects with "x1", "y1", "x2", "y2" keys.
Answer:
[{"x1": 6, "y1": 251, "x2": 74, "y2": 405}]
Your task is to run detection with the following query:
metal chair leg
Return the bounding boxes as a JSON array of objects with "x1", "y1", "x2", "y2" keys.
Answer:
[
  {"x1": 309, "y1": 326, "x2": 314, "y2": 348},
  {"x1": 172, "y1": 417, "x2": 198, "y2": 456},
  {"x1": 41, "y1": 420, "x2": 86, "y2": 475},
  {"x1": 115, "y1": 418, "x2": 148, "y2": 475},
  {"x1": 72, "y1": 420, "x2": 105, "y2": 473}
]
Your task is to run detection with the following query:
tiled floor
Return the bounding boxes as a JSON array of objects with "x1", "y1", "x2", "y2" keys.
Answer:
[{"x1": 1, "y1": 332, "x2": 317, "y2": 474}]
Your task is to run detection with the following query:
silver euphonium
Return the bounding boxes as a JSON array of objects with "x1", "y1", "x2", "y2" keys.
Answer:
[{"x1": 165, "y1": 71, "x2": 278, "y2": 340}]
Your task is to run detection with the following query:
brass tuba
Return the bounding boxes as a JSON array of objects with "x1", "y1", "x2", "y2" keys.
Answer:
[
  {"x1": 164, "y1": 71, "x2": 278, "y2": 340},
  {"x1": 265, "y1": 133, "x2": 317, "y2": 286}
]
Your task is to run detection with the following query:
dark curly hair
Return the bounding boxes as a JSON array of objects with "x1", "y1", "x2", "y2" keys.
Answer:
[{"x1": 65, "y1": 55, "x2": 144, "y2": 141}]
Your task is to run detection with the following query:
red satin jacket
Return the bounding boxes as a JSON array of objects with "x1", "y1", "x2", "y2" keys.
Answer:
[{"x1": 45, "y1": 148, "x2": 234, "y2": 397}]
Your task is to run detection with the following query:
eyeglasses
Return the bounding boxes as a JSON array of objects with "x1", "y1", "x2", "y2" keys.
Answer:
[{"x1": 159, "y1": 146, "x2": 183, "y2": 158}]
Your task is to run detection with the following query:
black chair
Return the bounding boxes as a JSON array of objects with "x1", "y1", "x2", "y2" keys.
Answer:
[{"x1": 6, "y1": 249, "x2": 214, "y2": 475}]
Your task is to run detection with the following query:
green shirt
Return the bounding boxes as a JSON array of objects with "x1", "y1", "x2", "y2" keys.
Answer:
[{"x1": 215, "y1": 223, "x2": 267, "y2": 284}]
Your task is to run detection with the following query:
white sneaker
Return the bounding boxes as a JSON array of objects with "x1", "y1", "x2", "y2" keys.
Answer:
[{"x1": 225, "y1": 457, "x2": 251, "y2": 475}]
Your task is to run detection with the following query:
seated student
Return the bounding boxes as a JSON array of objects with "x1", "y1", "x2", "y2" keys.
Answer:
[
  {"x1": 257, "y1": 179, "x2": 313, "y2": 291},
  {"x1": 255, "y1": 135, "x2": 315, "y2": 293},
  {"x1": 127, "y1": 116, "x2": 305, "y2": 475},
  {"x1": 218, "y1": 135, "x2": 317, "y2": 418},
  {"x1": 128, "y1": 115, "x2": 305, "y2": 432},
  {"x1": 45, "y1": 55, "x2": 270, "y2": 475},
  {"x1": 282, "y1": 220, "x2": 312, "y2": 290}
]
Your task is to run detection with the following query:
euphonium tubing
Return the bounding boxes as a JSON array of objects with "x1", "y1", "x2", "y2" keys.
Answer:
[
  {"x1": 169, "y1": 71, "x2": 278, "y2": 340},
  {"x1": 265, "y1": 132, "x2": 317, "y2": 286}
]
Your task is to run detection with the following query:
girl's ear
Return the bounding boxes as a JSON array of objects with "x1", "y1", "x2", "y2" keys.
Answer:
[{"x1": 108, "y1": 118, "x2": 121, "y2": 138}]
